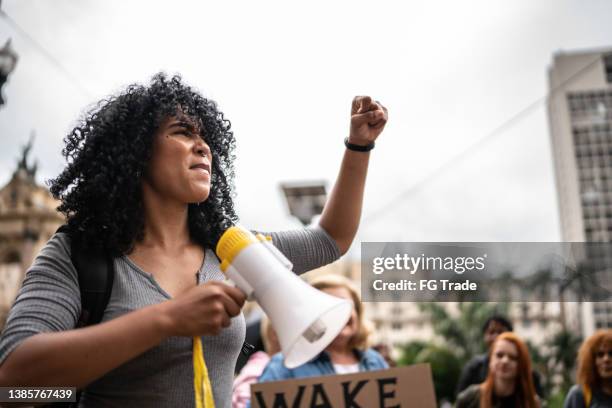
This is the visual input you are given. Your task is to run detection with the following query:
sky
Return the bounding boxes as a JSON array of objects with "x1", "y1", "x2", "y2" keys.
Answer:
[{"x1": 1, "y1": 0, "x2": 611, "y2": 254}]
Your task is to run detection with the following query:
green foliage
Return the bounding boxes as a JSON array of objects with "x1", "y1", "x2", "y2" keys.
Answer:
[
  {"x1": 397, "y1": 341, "x2": 427, "y2": 366},
  {"x1": 546, "y1": 391, "x2": 569, "y2": 408},
  {"x1": 418, "y1": 302, "x2": 509, "y2": 362},
  {"x1": 416, "y1": 345, "x2": 462, "y2": 403},
  {"x1": 397, "y1": 341, "x2": 461, "y2": 404},
  {"x1": 547, "y1": 330, "x2": 582, "y2": 391},
  {"x1": 527, "y1": 328, "x2": 581, "y2": 401}
]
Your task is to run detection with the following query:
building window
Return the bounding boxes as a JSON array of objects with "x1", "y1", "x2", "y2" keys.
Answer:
[
  {"x1": 3, "y1": 251, "x2": 20, "y2": 263},
  {"x1": 604, "y1": 53, "x2": 612, "y2": 83},
  {"x1": 10, "y1": 188, "x2": 17, "y2": 208},
  {"x1": 568, "y1": 91, "x2": 612, "y2": 121}
]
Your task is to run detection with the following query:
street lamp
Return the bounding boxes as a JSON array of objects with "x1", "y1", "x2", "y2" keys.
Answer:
[
  {"x1": 0, "y1": 38, "x2": 18, "y2": 106},
  {"x1": 280, "y1": 181, "x2": 327, "y2": 226}
]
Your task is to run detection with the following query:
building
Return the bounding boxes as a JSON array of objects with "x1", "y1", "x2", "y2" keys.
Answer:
[
  {"x1": 547, "y1": 47, "x2": 612, "y2": 334},
  {"x1": 0, "y1": 139, "x2": 63, "y2": 327}
]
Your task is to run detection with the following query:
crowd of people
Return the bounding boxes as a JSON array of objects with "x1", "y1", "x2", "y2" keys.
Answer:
[
  {"x1": 233, "y1": 298, "x2": 612, "y2": 408},
  {"x1": 453, "y1": 319, "x2": 611, "y2": 408}
]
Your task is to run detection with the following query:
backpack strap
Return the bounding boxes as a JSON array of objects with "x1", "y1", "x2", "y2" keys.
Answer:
[
  {"x1": 56, "y1": 224, "x2": 114, "y2": 326},
  {"x1": 46, "y1": 226, "x2": 114, "y2": 408}
]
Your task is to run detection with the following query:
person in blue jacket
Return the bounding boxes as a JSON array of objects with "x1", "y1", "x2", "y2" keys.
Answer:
[{"x1": 258, "y1": 274, "x2": 388, "y2": 382}]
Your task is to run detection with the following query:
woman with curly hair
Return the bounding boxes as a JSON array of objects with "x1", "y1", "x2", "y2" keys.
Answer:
[
  {"x1": 456, "y1": 332, "x2": 539, "y2": 408},
  {"x1": 0, "y1": 73, "x2": 388, "y2": 407},
  {"x1": 564, "y1": 329, "x2": 612, "y2": 408},
  {"x1": 257, "y1": 274, "x2": 387, "y2": 385}
]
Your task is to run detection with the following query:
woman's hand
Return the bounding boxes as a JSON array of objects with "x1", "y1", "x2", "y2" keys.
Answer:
[
  {"x1": 318, "y1": 95, "x2": 389, "y2": 254},
  {"x1": 348, "y1": 96, "x2": 388, "y2": 146},
  {"x1": 160, "y1": 281, "x2": 246, "y2": 337}
]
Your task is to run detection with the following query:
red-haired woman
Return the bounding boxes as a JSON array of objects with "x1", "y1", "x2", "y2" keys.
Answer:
[
  {"x1": 456, "y1": 332, "x2": 539, "y2": 408},
  {"x1": 563, "y1": 329, "x2": 612, "y2": 408}
]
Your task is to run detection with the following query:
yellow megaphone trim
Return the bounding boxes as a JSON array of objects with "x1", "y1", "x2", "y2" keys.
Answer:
[{"x1": 216, "y1": 226, "x2": 271, "y2": 272}]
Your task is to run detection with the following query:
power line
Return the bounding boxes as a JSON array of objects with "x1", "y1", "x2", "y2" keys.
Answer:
[
  {"x1": 363, "y1": 54, "x2": 604, "y2": 224},
  {"x1": 0, "y1": 8, "x2": 95, "y2": 99}
]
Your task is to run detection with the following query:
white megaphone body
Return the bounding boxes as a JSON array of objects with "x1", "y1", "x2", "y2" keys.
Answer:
[{"x1": 216, "y1": 225, "x2": 352, "y2": 368}]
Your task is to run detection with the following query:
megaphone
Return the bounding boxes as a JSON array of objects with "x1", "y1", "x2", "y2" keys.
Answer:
[{"x1": 216, "y1": 225, "x2": 353, "y2": 368}]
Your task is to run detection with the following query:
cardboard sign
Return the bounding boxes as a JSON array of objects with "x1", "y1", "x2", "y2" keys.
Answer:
[{"x1": 250, "y1": 363, "x2": 436, "y2": 408}]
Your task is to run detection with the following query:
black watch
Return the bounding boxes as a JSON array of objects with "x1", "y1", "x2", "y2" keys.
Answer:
[{"x1": 344, "y1": 137, "x2": 375, "y2": 152}]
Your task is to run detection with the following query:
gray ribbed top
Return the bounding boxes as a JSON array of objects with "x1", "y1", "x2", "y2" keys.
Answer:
[{"x1": 0, "y1": 227, "x2": 340, "y2": 407}]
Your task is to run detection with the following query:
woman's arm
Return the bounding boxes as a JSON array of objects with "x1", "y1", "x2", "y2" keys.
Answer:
[
  {"x1": 318, "y1": 96, "x2": 388, "y2": 255},
  {"x1": 0, "y1": 302, "x2": 169, "y2": 388},
  {"x1": 0, "y1": 233, "x2": 245, "y2": 388},
  {"x1": 0, "y1": 281, "x2": 244, "y2": 389}
]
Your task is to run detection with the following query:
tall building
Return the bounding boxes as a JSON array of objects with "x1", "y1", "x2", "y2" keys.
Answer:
[{"x1": 547, "y1": 48, "x2": 612, "y2": 334}]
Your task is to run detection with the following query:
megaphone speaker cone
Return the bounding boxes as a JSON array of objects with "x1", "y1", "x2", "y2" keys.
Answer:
[{"x1": 256, "y1": 282, "x2": 353, "y2": 369}]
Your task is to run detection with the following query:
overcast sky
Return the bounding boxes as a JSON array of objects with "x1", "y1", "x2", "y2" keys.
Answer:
[{"x1": 1, "y1": 0, "x2": 611, "y2": 253}]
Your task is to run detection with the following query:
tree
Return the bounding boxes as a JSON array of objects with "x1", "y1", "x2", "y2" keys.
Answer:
[
  {"x1": 528, "y1": 328, "x2": 582, "y2": 407},
  {"x1": 397, "y1": 340, "x2": 428, "y2": 367},
  {"x1": 547, "y1": 329, "x2": 582, "y2": 392},
  {"x1": 398, "y1": 341, "x2": 461, "y2": 404},
  {"x1": 418, "y1": 302, "x2": 509, "y2": 362}
]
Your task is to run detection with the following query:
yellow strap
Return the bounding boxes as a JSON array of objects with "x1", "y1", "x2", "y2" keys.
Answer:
[
  {"x1": 193, "y1": 337, "x2": 215, "y2": 408},
  {"x1": 583, "y1": 386, "x2": 592, "y2": 407}
]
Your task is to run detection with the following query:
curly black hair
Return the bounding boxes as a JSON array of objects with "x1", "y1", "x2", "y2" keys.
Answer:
[{"x1": 48, "y1": 73, "x2": 238, "y2": 256}]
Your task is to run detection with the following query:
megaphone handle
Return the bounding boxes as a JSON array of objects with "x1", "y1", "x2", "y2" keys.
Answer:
[{"x1": 225, "y1": 265, "x2": 255, "y2": 298}]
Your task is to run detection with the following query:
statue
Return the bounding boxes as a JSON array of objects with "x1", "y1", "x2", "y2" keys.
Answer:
[{"x1": 13, "y1": 132, "x2": 37, "y2": 181}]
